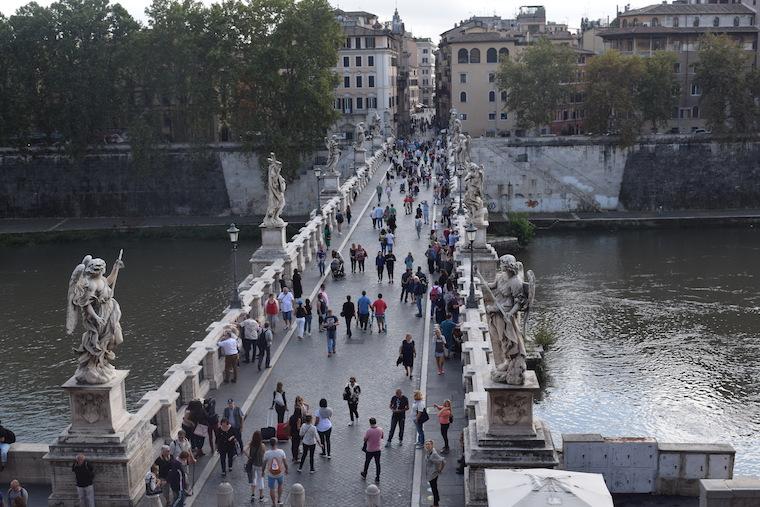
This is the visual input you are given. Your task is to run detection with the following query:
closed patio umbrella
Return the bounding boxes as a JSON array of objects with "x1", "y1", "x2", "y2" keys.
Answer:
[{"x1": 485, "y1": 468, "x2": 614, "y2": 507}]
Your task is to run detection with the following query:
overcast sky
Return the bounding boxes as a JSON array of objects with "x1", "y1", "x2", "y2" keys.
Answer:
[{"x1": 0, "y1": 0, "x2": 620, "y2": 40}]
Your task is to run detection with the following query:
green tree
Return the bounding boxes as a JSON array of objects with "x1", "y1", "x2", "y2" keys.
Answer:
[
  {"x1": 585, "y1": 50, "x2": 644, "y2": 143},
  {"x1": 496, "y1": 38, "x2": 575, "y2": 132},
  {"x1": 694, "y1": 34, "x2": 757, "y2": 133},
  {"x1": 637, "y1": 51, "x2": 679, "y2": 133}
]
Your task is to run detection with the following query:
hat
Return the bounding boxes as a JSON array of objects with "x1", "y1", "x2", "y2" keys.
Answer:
[{"x1": 227, "y1": 398, "x2": 234, "y2": 403}]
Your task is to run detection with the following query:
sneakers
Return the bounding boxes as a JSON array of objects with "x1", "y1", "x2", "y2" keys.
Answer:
[
  {"x1": 348, "y1": 421, "x2": 354, "y2": 426},
  {"x1": 297, "y1": 467, "x2": 302, "y2": 473},
  {"x1": 385, "y1": 441, "x2": 391, "y2": 448},
  {"x1": 310, "y1": 469, "x2": 315, "y2": 474},
  {"x1": 361, "y1": 471, "x2": 367, "y2": 480}
]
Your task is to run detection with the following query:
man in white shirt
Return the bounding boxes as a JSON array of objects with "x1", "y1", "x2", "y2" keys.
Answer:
[
  {"x1": 263, "y1": 438, "x2": 288, "y2": 505},
  {"x1": 218, "y1": 328, "x2": 239, "y2": 384},
  {"x1": 240, "y1": 314, "x2": 260, "y2": 363},
  {"x1": 277, "y1": 287, "x2": 295, "y2": 329}
]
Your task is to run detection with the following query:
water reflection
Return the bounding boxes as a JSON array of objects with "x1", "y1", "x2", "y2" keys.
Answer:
[{"x1": 521, "y1": 228, "x2": 760, "y2": 474}]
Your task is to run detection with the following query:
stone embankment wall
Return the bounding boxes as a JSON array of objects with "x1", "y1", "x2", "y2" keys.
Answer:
[
  {"x1": 0, "y1": 143, "x2": 359, "y2": 218},
  {"x1": 470, "y1": 136, "x2": 760, "y2": 213}
]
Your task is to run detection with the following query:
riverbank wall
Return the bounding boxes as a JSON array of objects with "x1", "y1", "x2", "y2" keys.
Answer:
[
  {"x1": 0, "y1": 142, "x2": 360, "y2": 218},
  {"x1": 470, "y1": 135, "x2": 760, "y2": 214}
]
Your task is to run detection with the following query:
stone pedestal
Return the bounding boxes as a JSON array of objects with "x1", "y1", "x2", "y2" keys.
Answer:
[
  {"x1": 320, "y1": 173, "x2": 342, "y2": 208},
  {"x1": 250, "y1": 223, "x2": 288, "y2": 277},
  {"x1": 354, "y1": 148, "x2": 367, "y2": 166},
  {"x1": 45, "y1": 370, "x2": 156, "y2": 506},
  {"x1": 484, "y1": 374, "x2": 540, "y2": 436}
]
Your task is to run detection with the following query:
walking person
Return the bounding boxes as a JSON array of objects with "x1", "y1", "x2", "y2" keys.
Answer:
[
  {"x1": 433, "y1": 327, "x2": 447, "y2": 375},
  {"x1": 263, "y1": 438, "x2": 288, "y2": 506},
  {"x1": 376, "y1": 183, "x2": 383, "y2": 205},
  {"x1": 295, "y1": 300, "x2": 306, "y2": 339},
  {"x1": 336, "y1": 209, "x2": 344, "y2": 234},
  {"x1": 317, "y1": 246, "x2": 326, "y2": 276},
  {"x1": 425, "y1": 440, "x2": 446, "y2": 507},
  {"x1": 216, "y1": 418, "x2": 238, "y2": 477},
  {"x1": 72, "y1": 454, "x2": 95, "y2": 507},
  {"x1": 357, "y1": 290, "x2": 371, "y2": 333},
  {"x1": 324, "y1": 309, "x2": 339, "y2": 356},
  {"x1": 271, "y1": 382, "x2": 288, "y2": 424},
  {"x1": 223, "y1": 398, "x2": 245, "y2": 451},
  {"x1": 324, "y1": 224, "x2": 331, "y2": 248},
  {"x1": 315, "y1": 399, "x2": 334, "y2": 458},
  {"x1": 349, "y1": 244, "x2": 358, "y2": 273},
  {"x1": 317, "y1": 293, "x2": 328, "y2": 331},
  {"x1": 385, "y1": 389, "x2": 409, "y2": 447},
  {"x1": 371, "y1": 293, "x2": 388, "y2": 333},
  {"x1": 433, "y1": 400, "x2": 453, "y2": 453},
  {"x1": 218, "y1": 327, "x2": 239, "y2": 384},
  {"x1": 257, "y1": 322, "x2": 273, "y2": 371},
  {"x1": 356, "y1": 244, "x2": 367, "y2": 273},
  {"x1": 341, "y1": 295, "x2": 356, "y2": 338},
  {"x1": 385, "y1": 251, "x2": 397, "y2": 283},
  {"x1": 346, "y1": 204, "x2": 352, "y2": 225},
  {"x1": 277, "y1": 287, "x2": 294, "y2": 329},
  {"x1": 360, "y1": 418, "x2": 384, "y2": 483},
  {"x1": 404, "y1": 252, "x2": 415, "y2": 271},
  {"x1": 244, "y1": 431, "x2": 266, "y2": 503},
  {"x1": 297, "y1": 415, "x2": 322, "y2": 473},
  {"x1": 292, "y1": 269, "x2": 303, "y2": 299},
  {"x1": 400, "y1": 333, "x2": 416, "y2": 379},
  {"x1": 240, "y1": 313, "x2": 260, "y2": 363},
  {"x1": 264, "y1": 293, "x2": 279, "y2": 332},
  {"x1": 304, "y1": 299, "x2": 313, "y2": 336},
  {"x1": 375, "y1": 251, "x2": 386, "y2": 282},
  {"x1": 343, "y1": 377, "x2": 361, "y2": 426},
  {"x1": 412, "y1": 390, "x2": 428, "y2": 448}
]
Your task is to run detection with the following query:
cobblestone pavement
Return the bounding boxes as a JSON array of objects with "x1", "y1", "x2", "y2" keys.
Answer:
[{"x1": 192, "y1": 148, "x2": 451, "y2": 506}]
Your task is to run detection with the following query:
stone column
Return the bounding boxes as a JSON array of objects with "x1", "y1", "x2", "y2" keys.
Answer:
[
  {"x1": 180, "y1": 365, "x2": 202, "y2": 405},
  {"x1": 155, "y1": 391, "x2": 180, "y2": 439},
  {"x1": 203, "y1": 345, "x2": 224, "y2": 389}
]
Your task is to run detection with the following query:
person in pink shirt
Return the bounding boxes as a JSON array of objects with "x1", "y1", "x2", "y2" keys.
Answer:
[{"x1": 360, "y1": 418, "x2": 384, "y2": 482}]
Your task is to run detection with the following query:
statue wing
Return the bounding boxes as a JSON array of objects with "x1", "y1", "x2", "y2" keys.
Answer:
[
  {"x1": 523, "y1": 270, "x2": 536, "y2": 310},
  {"x1": 66, "y1": 255, "x2": 91, "y2": 334}
]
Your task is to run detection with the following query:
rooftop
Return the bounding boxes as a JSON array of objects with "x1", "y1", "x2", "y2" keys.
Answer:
[
  {"x1": 620, "y1": 3, "x2": 755, "y2": 16},
  {"x1": 600, "y1": 25, "x2": 759, "y2": 37}
]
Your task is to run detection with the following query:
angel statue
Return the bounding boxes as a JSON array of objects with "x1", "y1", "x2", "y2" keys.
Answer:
[
  {"x1": 354, "y1": 122, "x2": 367, "y2": 151},
  {"x1": 66, "y1": 252, "x2": 125, "y2": 384},
  {"x1": 264, "y1": 152, "x2": 286, "y2": 227},
  {"x1": 478, "y1": 254, "x2": 535, "y2": 385},
  {"x1": 369, "y1": 111, "x2": 382, "y2": 138},
  {"x1": 325, "y1": 135, "x2": 341, "y2": 176},
  {"x1": 455, "y1": 133, "x2": 471, "y2": 169},
  {"x1": 464, "y1": 162, "x2": 488, "y2": 225}
]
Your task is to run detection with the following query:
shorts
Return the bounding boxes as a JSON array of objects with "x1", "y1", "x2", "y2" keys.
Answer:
[
  {"x1": 267, "y1": 475, "x2": 284, "y2": 488},
  {"x1": 376, "y1": 315, "x2": 385, "y2": 325},
  {"x1": 282, "y1": 311, "x2": 292, "y2": 320}
]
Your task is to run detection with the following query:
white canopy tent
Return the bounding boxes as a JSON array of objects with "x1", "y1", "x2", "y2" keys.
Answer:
[{"x1": 485, "y1": 468, "x2": 614, "y2": 507}]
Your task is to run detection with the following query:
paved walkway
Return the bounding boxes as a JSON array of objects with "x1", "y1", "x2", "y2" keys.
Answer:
[{"x1": 186, "y1": 140, "x2": 464, "y2": 506}]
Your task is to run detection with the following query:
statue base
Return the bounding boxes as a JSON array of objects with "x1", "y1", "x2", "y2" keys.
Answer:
[
  {"x1": 320, "y1": 174, "x2": 342, "y2": 208},
  {"x1": 45, "y1": 370, "x2": 156, "y2": 506},
  {"x1": 484, "y1": 372, "x2": 540, "y2": 436},
  {"x1": 250, "y1": 223, "x2": 288, "y2": 277},
  {"x1": 354, "y1": 148, "x2": 367, "y2": 166}
]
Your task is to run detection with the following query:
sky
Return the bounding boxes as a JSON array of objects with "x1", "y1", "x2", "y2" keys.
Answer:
[{"x1": 0, "y1": 0, "x2": 619, "y2": 40}]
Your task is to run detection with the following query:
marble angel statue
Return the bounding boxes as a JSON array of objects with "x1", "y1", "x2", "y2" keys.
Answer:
[
  {"x1": 369, "y1": 111, "x2": 382, "y2": 138},
  {"x1": 455, "y1": 133, "x2": 471, "y2": 169},
  {"x1": 325, "y1": 135, "x2": 341, "y2": 175},
  {"x1": 354, "y1": 122, "x2": 367, "y2": 150},
  {"x1": 66, "y1": 252, "x2": 125, "y2": 384},
  {"x1": 478, "y1": 254, "x2": 535, "y2": 385},
  {"x1": 464, "y1": 162, "x2": 488, "y2": 225},
  {"x1": 264, "y1": 152, "x2": 286, "y2": 227}
]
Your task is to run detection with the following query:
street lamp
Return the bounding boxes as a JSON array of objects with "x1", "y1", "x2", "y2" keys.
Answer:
[
  {"x1": 457, "y1": 163, "x2": 465, "y2": 215},
  {"x1": 314, "y1": 167, "x2": 322, "y2": 215},
  {"x1": 465, "y1": 222, "x2": 478, "y2": 308},
  {"x1": 227, "y1": 223, "x2": 242, "y2": 309}
]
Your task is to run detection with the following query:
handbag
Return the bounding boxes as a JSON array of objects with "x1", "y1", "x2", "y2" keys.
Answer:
[
  {"x1": 361, "y1": 440, "x2": 367, "y2": 453},
  {"x1": 192, "y1": 423, "x2": 208, "y2": 438},
  {"x1": 396, "y1": 354, "x2": 403, "y2": 366},
  {"x1": 419, "y1": 408, "x2": 430, "y2": 424}
]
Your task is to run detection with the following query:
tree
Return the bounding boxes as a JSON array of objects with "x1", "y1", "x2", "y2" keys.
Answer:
[
  {"x1": 637, "y1": 51, "x2": 679, "y2": 132},
  {"x1": 585, "y1": 50, "x2": 644, "y2": 143},
  {"x1": 496, "y1": 38, "x2": 575, "y2": 131},
  {"x1": 694, "y1": 33, "x2": 757, "y2": 133}
]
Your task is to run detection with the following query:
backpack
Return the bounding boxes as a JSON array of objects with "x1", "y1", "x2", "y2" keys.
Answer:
[
  {"x1": 1, "y1": 428, "x2": 16, "y2": 444},
  {"x1": 430, "y1": 286, "x2": 441, "y2": 302},
  {"x1": 269, "y1": 456, "x2": 282, "y2": 476}
]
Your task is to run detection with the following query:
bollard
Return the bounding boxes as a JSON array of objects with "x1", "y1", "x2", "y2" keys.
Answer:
[
  {"x1": 290, "y1": 483, "x2": 306, "y2": 507},
  {"x1": 366, "y1": 484, "x2": 382, "y2": 507},
  {"x1": 217, "y1": 481, "x2": 234, "y2": 507}
]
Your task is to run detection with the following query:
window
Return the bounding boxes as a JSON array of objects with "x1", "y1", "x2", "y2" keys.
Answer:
[
  {"x1": 470, "y1": 48, "x2": 481, "y2": 63},
  {"x1": 422, "y1": 57, "x2": 428, "y2": 64},
  {"x1": 489, "y1": 73, "x2": 495, "y2": 83},
  {"x1": 489, "y1": 113, "x2": 496, "y2": 120},
  {"x1": 355, "y1": 37, "x2": 361, "y2": 49},
  {"x1": 356, "y1": 56, "x2": 362, "y2": 66},
  {"x1": 713, "y1": 17, "x2": 719, "y2": 27},
  {"x1": 365, "y1": 36, "x2": 375, "y2": 48},
  {"x1": 501, "y1": 90, "x2": 507, "y2": 102},
  {"x1": 673, "y1": 17, "x2": 679, "y2": 27},
  {"x1": 343, "y1": 56, "x2": 349, "y2": 68},
  {"x1": 652, "y1": 39, "x2": 665, "y2": 50},
  {"x1": 691, "y1": 83, "x2": 701, "y2": 95},
  {"x1": 499, "y1": 47, "x2": 509, "y2": 61},
  {"x1": 368, "y1": 75, "x2": 375, "y2": 87},
  {"x1": 356, "y1": 76, "x2": 363, "y2": 88},
  {"x1": 344, "y1": 76, "x2": 350, "y2": 88},
  {"x1": 460, "y1": 73, "x2": 467, "y2": 84},
  {"x1": 423, "y1": 48, "x2": 428, "y2": 54},
  {"x1": 651, "y1": 17, "x2": 659, "y2": 27},
  {"x1": 673, "y1": 62, "x2": 681, "y2": 73},
  {"x1": 357, "y1": 97, "x2": 363, "y2": 109},
  {"x1": 632, "y1": 18, "x2": 639, "y2": 26},
  {"x1": 693, "y1": 17, "x2": 700, "y2": 27},
  {"x1": 461, "y1": 113, "x2": 467, "y2": 120},
  {"x1": 622, "y1": 19, "x2": 628, "y2": 27},
  {"x1": 458, "y1": 48, "x2": 469, "y2": 63},
  {"x1": 487, "y1": 48, "x2": 498, "y2": 63},
  {"x1": 460, "y1": 91, "x2": 467, "y2": 102},
  {"x1": 734, "y1": 16, "x2": 740, "y2": 26},
  {"x1": 422, "y1": 79, "x2": 428, "y2": 85},
  {"x1": 692, "y1": 106, "x2": 699, "y2": 118},
  {"x1": 345, "y1": 37, "x2": 351, "y2": 48},
  {"x1": 489, "y1": 91, "x2": 496, "y2": 102},
  {"x1": 500, "y1": 112, "x2": 508, "y2": 120},
  {"x1": 368, "y1": 56, "x2": 374, "y2": 66},
  {"x1": 369, "y1": 96, "x2": 377, "y2": 108}
]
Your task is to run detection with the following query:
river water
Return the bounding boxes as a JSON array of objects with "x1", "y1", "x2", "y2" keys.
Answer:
[
  {"x1": 520, "y1": 227, "x2": 760, "y2": 475},
  {"x1": 2, "y1": 228, "x2": 759, "y2": 474}
]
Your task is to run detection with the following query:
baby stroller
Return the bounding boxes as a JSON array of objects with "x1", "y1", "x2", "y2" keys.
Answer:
[
  {"x1": 399, "y1": 181, "x2": 406, "y2": 193},
  {"x1": 330, "y1": 258, "x2": 346, "y2": 280}
]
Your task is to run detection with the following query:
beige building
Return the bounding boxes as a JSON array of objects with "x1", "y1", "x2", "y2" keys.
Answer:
[
  {"x1": 598, "y1": 1, "x2": 759, "y2": 133},
  {"x1": 416, "y1": 38, "x2": 436, "y2": 107}
]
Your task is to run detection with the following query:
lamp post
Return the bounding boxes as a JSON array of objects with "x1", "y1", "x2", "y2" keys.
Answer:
[
  {"x1": 465, "y1": 222, "x2": 478, "y2": 308},
  {"x1": 457, "y1": 163, "x2": 465, "y2": 215},
  {"x1": 227, "y1": 223, "x2": 242, "y2": 309},
  {"x1": 314, "y1": 167, "x2": 322, "y2": 215}
]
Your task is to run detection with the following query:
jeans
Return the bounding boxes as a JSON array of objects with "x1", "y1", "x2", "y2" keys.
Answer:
[
  {"x1": 242, "y1": 339, "x2": 255, "y2": 362},
  {"x1": 358, "y1": 313, "x2": 369, "y2": 330},
  {"x1": 416, "y1": 298, "x2": 423, "y2": 316},
  {"x1": 299, "y1": 443, "x2": 316, "y2": 470},
  {"x1": 344, "y1": 316, "x2": 353, "y2": 337},
  {"x1": 350, "y1": 258, "x2": 357, "y2": 272},
  {"x1": 326, "y1": 331, "x2": 336, "y2": 353},
  {"x1": 219, "y1": 449, "x2": 235, "y2": 472},
  {"x1": 0, "y1": 442, "x2": 9, "y2": 464},
  {"x1": 348, "y1": 401, "x2": 359, "y2": 422},
  {"x1": 318, "y1": 428, "x2": 332, "y2": 456},
  {"x1": 172, "y1": 489, "x2": 186, "y2": 507},
  {"x1": 77, "y1": 485, "x2": 95, "y2": 507},
  {"x1": 388, "y1": 414, "x2": 405, "y2": 442},
  {"x1": 318, "y1": 260, "x2": 325, "y2": 276},
  {"x1": 415, "y1": 420, "x2": 425, "y2": 445},
  {"x1": 291, "y1": 434, "x2": 301, "y2": 461},
  {"x1": 266, "y1": 314, "x2": 277, "y2": 331},
  {"x1": 362, "y1": 451, "x2": 381, "y2": 479},
  {"x1": 358, "y1": 260, "x2": 365, "y2": 272},
  {"x1": 429, "y1": 477, "x2": 440, "y2": 506},
  {"x1": 257, "y1": 344, "x2": 270, "y2": 369},
  {"x1": 274, "y1": 404, "x2": 287, "y2": 423},
  {"x1": 304, "y1": 315, "x2": 312, "y2": 333}
]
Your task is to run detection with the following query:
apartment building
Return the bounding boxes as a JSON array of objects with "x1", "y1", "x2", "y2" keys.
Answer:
[
  {"x1": 599, "y1": 1, "x2": 759, "y2": 132},
  {"x1": 416, "y1": 38, "x2": 436, "y2": 107},
  {"x1": 436, "y1": 7, "x2": 578, "y2": 137},
  {"x1": 333, "y1": 10, "x2": 400, "y2": 140}
]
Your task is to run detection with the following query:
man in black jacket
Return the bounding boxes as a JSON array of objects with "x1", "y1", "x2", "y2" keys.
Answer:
[
  {"x1": 0, "y1": 421, "x2": 15, "y2": 471},
  {"x1": 72, "y1": 453, "x2": 95, "y2": 507},
  {"x1": 341, "y1": 295, "x2": 356, "y2": 338},
  {"x1": 167, "y1": 452, "x2": 189, "y2": 506}
]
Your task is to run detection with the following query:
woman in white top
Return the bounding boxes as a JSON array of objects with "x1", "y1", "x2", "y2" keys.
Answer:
[
  {"x1": 314, "y1": 398, "x2": 334, "y2": 458},
  {"x1": 297, "y1": 414, "x2": 323, "y2": 473},
  {"x1": 412, "y1": 390, "x2": 427, "y2": 449}
]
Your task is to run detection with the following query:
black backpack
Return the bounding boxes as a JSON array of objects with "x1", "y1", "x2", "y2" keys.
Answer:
[{"x1": 1, "y1": 428, "x2": 15, "y2": 444}]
